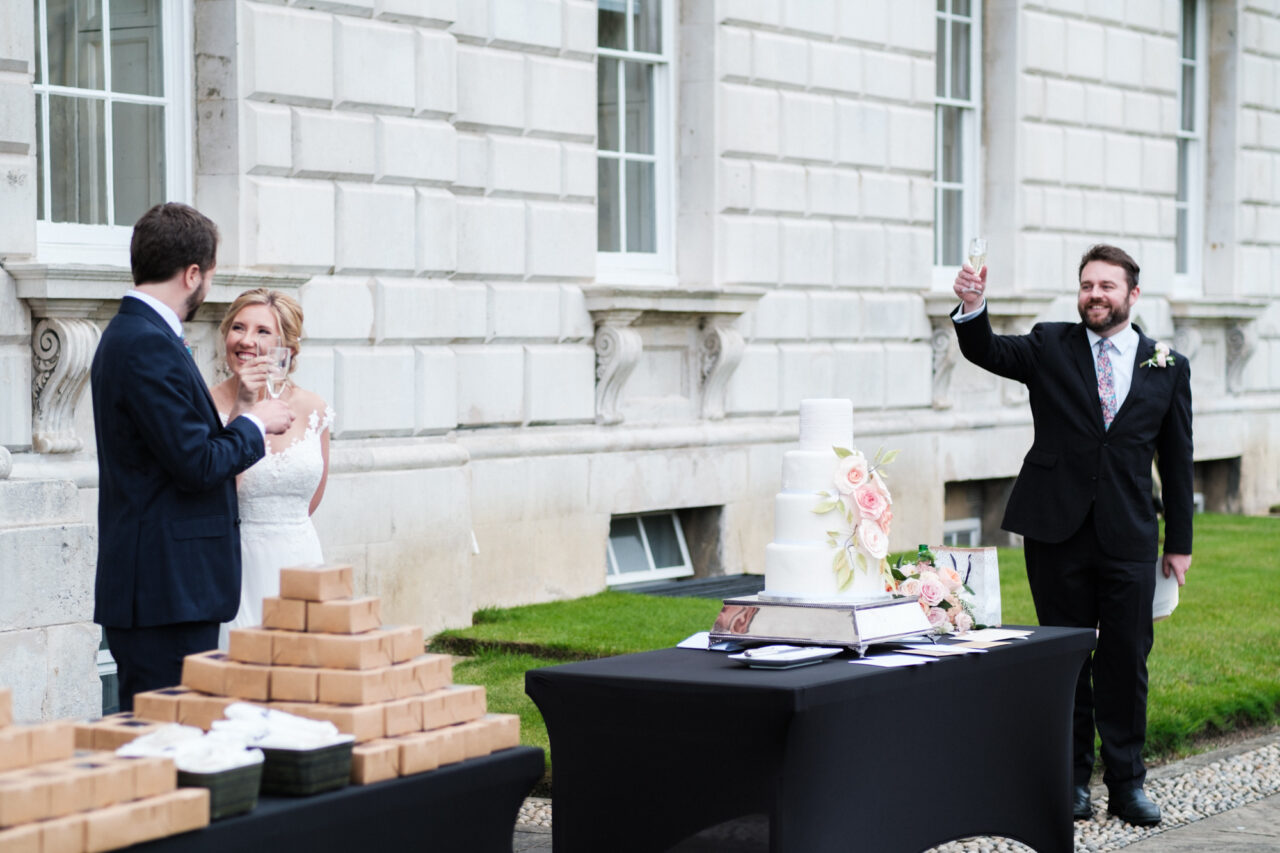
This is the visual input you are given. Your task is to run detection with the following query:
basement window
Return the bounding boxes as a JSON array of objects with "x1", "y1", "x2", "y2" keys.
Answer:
[{"x1": 606, "y1": 511, "x2": 693, "y2": 584}]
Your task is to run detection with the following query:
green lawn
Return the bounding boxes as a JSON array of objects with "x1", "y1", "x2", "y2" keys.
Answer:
[{"x1": 435, "y1": 513, "x2": 1280, "y2": 791}]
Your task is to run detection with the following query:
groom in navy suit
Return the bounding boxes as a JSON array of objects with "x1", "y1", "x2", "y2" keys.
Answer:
[
  {"x1": 92, "y1": 203, "x2": 293, "y2": 710},
  {"x1": 951, "y1": 244, "x2": 1193, "y2": 827}
]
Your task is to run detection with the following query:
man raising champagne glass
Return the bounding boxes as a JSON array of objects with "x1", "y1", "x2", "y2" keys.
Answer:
[{"x1": 950, "y1": 245, "x2": 1193, "y2": 827}]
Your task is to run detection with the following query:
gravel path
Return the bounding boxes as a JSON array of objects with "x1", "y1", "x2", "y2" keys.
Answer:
[{"x1": 515, "y1": 735, "x2": 1280, "y2": 851}]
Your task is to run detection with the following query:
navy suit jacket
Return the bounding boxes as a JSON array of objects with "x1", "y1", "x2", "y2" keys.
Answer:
[
  {"x1": 91, "y1": 297, "x2": 265, "y2": 628},
  {"x1": 952, "y1": 307, "x2": 1193, "y2": 563}
]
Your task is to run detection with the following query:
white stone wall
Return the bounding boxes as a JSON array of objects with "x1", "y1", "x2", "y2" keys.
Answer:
[
  {"x1": 714, "y1": 1, "x2": 937, "y2": 418},
  {"x1": 1, "y1": 0, "x2": 1279, "y2": 721}
]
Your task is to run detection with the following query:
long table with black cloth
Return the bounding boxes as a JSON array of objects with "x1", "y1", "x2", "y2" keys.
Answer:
[
  {"x1": 125, "y1": 746, "x2": 544, "y2": 853},
  {"x1": 526, "y1": 626, "x2": 1095, "y2": 853}
]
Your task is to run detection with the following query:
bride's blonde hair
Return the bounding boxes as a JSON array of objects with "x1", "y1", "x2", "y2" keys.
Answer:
[{"x1": 219, "y1": 288, "x2": 305, "y2": 374}]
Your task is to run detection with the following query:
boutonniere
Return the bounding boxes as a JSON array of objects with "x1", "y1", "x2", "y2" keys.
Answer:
[{"x1": 1140, "y1": 341, "x2": 1174, "y2": 368}]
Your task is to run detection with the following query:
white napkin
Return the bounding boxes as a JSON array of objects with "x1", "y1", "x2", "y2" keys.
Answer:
[{"x1": 214, "y1": 702, "x2": 352, "y2": 750}]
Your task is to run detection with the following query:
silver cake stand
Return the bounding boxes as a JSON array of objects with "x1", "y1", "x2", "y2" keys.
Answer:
[{"x1": 709, "y1": 592, "x2": 933, "y2": 656}]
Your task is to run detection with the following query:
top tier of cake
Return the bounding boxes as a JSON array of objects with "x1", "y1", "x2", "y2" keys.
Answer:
[{"x1": 797, "y1": 398, "x2": 853, "y2": 452}]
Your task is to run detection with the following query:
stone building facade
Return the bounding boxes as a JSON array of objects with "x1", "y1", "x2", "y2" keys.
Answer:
[{"x1": 1, "y1": 0, "x2": 1277, "y2": 721}]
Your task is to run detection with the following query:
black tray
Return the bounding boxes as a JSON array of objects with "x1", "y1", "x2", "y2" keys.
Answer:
[
  {"x1": 260, "y1": 741, "x2": 353, "y2": 796},
  {"x1": 178, "y1": 760, "x2": 263, "y2": 820}
]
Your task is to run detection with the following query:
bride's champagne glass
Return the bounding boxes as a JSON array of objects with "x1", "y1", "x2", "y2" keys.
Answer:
[{"x1": 257, "y1": 337, "x2": 291, "y2": 399}]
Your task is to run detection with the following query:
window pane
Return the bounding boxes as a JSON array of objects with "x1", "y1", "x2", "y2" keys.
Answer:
[
  {"x1": 625, "y1": 159, "x2": 655, "y2": 252},
  {"x1": 634, "y1": 0, "x2": 661, "y2": 53},
  {"x1": 47, "y1": 0, "x2": 105, "y2": 90},
  {"x1": 608, "y1": 516, "x2": 649, "y2": 575},
  {"x1": 1177, "y1": 139, "x2": 1189, "y2": 202},
  {"x1": 642, "y1": 514, "x2": 684, "y2": 570},
  {"x1": 112, "y1": 102, "x2": 163, "y2": 225},
  {"x1": 110, "y1": 0, "x2": 163, "y2": 97},
  {"x1": 598, "y1": 56, "x2": 620, "y2": 152},
  {"x1": 598, "y1": 0, "x2": 625, "y2": 50},
  {"x1": 1176, "y1": 207, "x2": 1188, "y2": 274},
  {"x1": 1181, "y1": 65, "x2": 1195, "y2": 132},
  {"x1": 598, "y1": 158, "x2": 620, "y2": 251},
  {"x1": 937, "y1": 0, "x2": 947, "y2": 11},
  {"x1": 938, "y1": 105, "x2": 963, "y2": 183},
  {"x1": 950, "y1": 21, "x2": 970, "y2": 101},
  {"x1": 624, "y1": 61, "x2": 653, "y2": 154},
  {"x1": 35, "y1": 95, "x2": 45, "y2": 219},
  {"x1": 954, "y1": 0, "x2": 971, "y2": 15},
  {"x1": 937, "y1": 188, "x2": 963, "y2": 266},
  {"x1": 935, "y1": 17, "x2": 946, "y2": 97},
  {"x1": 1181, "y1": 0, "x2": 1196, "y2": 60},
  {"x1": 49, "y1": 95, "x2": 107, "y2": 224}
]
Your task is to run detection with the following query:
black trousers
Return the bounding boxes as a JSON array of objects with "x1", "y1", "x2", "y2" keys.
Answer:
[
  {"x1": 104, "y1": 621, "x2": 220, "y2": 712},
  {"x1": 1024, "y1": 512, "x2": 1155, "y2": 793}
]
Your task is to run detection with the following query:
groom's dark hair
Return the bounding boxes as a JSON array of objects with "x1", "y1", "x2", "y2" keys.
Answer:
[
  {"x1": 1078, "y1": 244, "x2": 1139, "y2": 292},
  {"x1": 130, "y1": 203, "x2": 219, "y2": 285}
]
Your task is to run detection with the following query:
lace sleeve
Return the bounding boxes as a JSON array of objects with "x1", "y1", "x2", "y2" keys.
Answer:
[{"x1": 316, "y1": 405, "x2": 336, "y2": 436}]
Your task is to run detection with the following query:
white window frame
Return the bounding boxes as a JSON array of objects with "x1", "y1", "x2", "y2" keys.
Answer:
[
  {"x1": 1173, "y1": 0, "x2": 1207, "y2": 296},
  {"x1": 932, "y1": 0, "x2": 982, "y2": 291},
  {"x1": 942, "y1": 517, "x2": 982, "y2": 548},
  {"x1": 596, "y1": 0, "x2": 677, "y2": 284},
  {"x1": 605, "y1": 510, "x2": 694, "y2": 585},
  {"x1": 33, "y1": 0, "x2": 193, "y2": 267}
]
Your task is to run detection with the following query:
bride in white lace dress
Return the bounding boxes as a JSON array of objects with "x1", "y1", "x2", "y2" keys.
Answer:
[{"x1": 209, "y1": 289, "x2": 333, "y2": 648}]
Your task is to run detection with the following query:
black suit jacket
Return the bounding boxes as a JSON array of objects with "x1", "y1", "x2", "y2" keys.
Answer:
[
  {"x1": 91, "y1": 297, "x2": 265, "y2": 628},
  {"x1": 952, "y1": 307, "x2": 1193, "y2": 562}
]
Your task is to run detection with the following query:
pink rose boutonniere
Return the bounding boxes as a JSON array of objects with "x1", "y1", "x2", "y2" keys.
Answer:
[{"x1": 1140, "y1": 341, "x2": 1175, "y2": 368}]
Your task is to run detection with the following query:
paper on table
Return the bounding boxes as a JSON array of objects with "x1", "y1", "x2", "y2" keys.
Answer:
[
  {"x1": 849, "y1": 654, "x2": 935, "y2": 668},
  {"x1": 958, "y1": 628, "x2": 1033, "y2": 642},
  {"x1": 677, "y1": 631, "x2": 743, "y2": 652},
  {"x1": 892, "y1": 645, "x2": 986, "y2": 657},
  {"x1": 951, "y1": 640, "x2": 1008, "y2": 649}
]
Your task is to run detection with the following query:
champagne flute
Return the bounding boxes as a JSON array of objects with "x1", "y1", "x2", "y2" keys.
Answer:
[
  {"x1": 257, "y1": 337, "x2": 291, "y2": 399},
  {"x1": 964, "y1": 237, "x2": 987, "y2": 294}
]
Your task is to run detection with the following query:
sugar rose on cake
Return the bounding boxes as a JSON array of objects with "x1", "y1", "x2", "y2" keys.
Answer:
[{"x1": 811, "y1": 444, "x2": 899, "y2": 592}]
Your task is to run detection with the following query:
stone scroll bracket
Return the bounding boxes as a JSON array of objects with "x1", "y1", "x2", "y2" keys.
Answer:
[
  {"x1": 592, "y1": 310, "x2": 643, "y2": 426},
  {"x1": 584, "y1": 285, "x2": 763, "y2": 426},
  {"x1": 1225, "y1": 322, "x2": 1258, "y2": 395},
  {"x1": 930, "y1": 323, "x2": 959, "y2": 410},
  {"x1": 32, "y1": 317, "x2": 101, "y2": 454},
  {"x1": 698, "y1": 320, "x2": 745, "y2": 421}
]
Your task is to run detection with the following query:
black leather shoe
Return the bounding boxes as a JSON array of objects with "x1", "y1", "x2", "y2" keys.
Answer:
[
  {"x1": 1072, "y1": 785, "x2": 1093, "y2": 820},
  {"x1": 1108, "y1": 788, "x2": 1161, "y2": 826}
]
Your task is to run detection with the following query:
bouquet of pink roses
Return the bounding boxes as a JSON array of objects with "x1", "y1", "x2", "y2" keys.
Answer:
[{"x1": 891, "y1": 547, "x2": 980, "y2": 635}]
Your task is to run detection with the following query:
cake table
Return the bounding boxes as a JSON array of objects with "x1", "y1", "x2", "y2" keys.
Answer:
[{"x1": 526, "y1": 626, "x2": 1094, "y2": 853}]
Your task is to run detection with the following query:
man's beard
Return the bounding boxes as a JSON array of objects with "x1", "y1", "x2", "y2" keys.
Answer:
[
  {"x1": 1079, "y1": 299, "x2": 1130, "y2": 334},
  {"x1": 182, "y1": 275, "x2": 210, "y2": 322}
]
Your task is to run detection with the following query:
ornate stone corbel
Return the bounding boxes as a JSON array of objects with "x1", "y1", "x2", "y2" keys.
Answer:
[
  {"x1": 698, "y1": 321, "x2": 745, "y2": 420},
  {"x1": 32, "y1": 317, "x2": 101, "y2": 453},
  {"x1": 593, "y1": 311, "x2": 643, "y2": 425},
  {"x1": 1172, "y1": 326, "x2": 1201, "y2": 363},
  {"x1": 1226, "y1": 322, "x2": 1258, "y2": 395},
  {"x1": 931, "y1": 325, "x2": 959, "y2": 409}
]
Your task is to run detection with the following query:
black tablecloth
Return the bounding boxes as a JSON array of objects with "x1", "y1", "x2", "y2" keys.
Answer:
[
  {"x1": 526, "y1": 627, "x2": 1095, "y2": 853},
  {"x1": 129, "y1": 746, "x2": 544, "y2": 853}
]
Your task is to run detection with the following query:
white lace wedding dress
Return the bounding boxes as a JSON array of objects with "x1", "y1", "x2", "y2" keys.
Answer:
[{"x1": 218, "y1": 406, "x2": 334, "y2": 649}]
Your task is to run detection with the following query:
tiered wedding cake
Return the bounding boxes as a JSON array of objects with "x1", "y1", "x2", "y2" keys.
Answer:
[{"x1": 763, "y1": 399, "x2": 893, "y2": 601}]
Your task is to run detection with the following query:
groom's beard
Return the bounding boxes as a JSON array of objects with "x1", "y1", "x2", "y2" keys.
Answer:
[
  {"x1": 1079, "y1": 299, "x2": 1130, "y2": 335},
  {"x1": 182, "y1": 273, "x2": 212, "y2": 322}
]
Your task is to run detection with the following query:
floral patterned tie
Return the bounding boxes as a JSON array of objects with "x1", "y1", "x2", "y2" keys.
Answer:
[{"x1": 1096, "y1": 339, "x2": 1117, "y2": 429}]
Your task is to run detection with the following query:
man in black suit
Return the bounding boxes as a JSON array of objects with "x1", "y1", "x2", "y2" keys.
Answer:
[
  {"x1": 951, "y1": 244, "x2": 1193, "y2": 826},
  {"x1": 91, "y1": 203, "x2": 293, "y2": 711}
]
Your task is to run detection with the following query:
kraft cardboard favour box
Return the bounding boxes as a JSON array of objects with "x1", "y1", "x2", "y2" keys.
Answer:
[
  {"x1": 278, "y1": 564, "x2": 354, "y2": 602},
  {"x1": 306, "y1": 597, "x2": 381, "y2": 634},
  {"x1": 262, "y1": 596, "x2": 308, "y2": 631}
]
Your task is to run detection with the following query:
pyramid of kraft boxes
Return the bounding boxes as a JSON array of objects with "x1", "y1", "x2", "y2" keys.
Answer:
[
  {"x1": 77, "y1": 564, "x2": 521, "y2": 787},
  {"x1": 0, "y1": 686, "x2": 209, "y2": 852}
]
